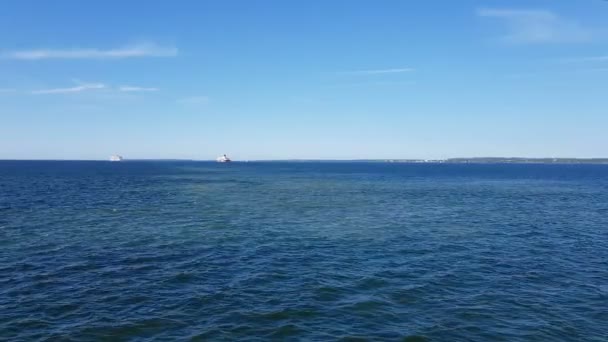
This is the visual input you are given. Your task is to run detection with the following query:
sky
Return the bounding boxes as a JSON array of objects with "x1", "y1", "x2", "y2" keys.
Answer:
[{"x1": 1, "y1": 0, "x2": 607, "y2": 160}]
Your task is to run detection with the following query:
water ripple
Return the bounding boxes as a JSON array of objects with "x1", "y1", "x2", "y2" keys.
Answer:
[{"x1": 1, "y1": 161, "x2": 608, "y2": 340}]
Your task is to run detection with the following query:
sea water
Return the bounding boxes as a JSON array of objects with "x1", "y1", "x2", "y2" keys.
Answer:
[{"x1": 1, "y1": 161, "x2": 607, "y2": 340}]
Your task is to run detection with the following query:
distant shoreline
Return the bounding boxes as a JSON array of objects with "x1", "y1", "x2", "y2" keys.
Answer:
[
  {"x1": 254, "y1": 158, "x2": 608, "y2": 164},
  {"x1": 1, "y1": 158, "x2": 608, "y2": 164}
]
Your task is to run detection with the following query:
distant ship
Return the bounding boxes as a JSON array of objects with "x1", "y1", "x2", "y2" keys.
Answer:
[
  {"x1": 109, "y1": 155, "x2": 123, "y2": 162},
  {"x1": 216, "y1": 154, "x2": 231, "y2": 163}
]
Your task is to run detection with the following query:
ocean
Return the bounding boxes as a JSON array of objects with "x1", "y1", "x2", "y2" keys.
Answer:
[{"x1": 1, "y1": 161, "x2": 607, "y2": 341}]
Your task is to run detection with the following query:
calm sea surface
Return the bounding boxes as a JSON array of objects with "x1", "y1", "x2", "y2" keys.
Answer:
[{"x1": 1, "y1": 161, "x2": 607, "y2": 341}]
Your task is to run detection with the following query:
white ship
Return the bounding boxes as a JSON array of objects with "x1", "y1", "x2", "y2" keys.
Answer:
[
  {"x1": 109, "y1": 155, "x2": 123, "y2": 162},
  {"x1": 216, "y1": 154, "x2": 231, "y2": 163}
]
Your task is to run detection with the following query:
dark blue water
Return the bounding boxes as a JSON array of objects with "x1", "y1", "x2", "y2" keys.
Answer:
[{"x1": 1, "y1": 161, "x2": 607, "y2": 341}]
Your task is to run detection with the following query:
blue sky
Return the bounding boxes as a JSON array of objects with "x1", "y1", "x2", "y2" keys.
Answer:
[{"x1": 1, "y1": 0, "x2": 607, "y2": 160}]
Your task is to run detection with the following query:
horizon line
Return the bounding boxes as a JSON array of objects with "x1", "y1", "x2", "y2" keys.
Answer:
[{"x1": 2, "y1": 157, "x2": 608, "y2": 162}]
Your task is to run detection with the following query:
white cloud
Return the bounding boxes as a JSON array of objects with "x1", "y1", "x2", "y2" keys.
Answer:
[
  {"x1": 559, "y1": 55, "x2": 608, "y2": 63},
  {"x1": 576, "y1": 67, "x2": 608, "y2": 73},
  {"x1": 344, "y1": 68, "x2": 415, "y2": 75},
  {"x1": 477, "y1": 8, "x2": 598, "y2": 44},
  {"x1": 32, "y1": 83, "x2": 106, "y2": 94},
  {"x1": 29, "y1": 81, "x2": 162, "y2": 95},
  {"x1": 177, "y1": 96, "x2": 209, "y2": 105},
  {"x1": 326, "y1": 80, "x2": 417, "y2": 88},
  {"x1": 2, "y1": 43, "x2": 177, "y2": 60},
  {"x1": 118, "y1": 86, "x2": 159, "y2": 92}
]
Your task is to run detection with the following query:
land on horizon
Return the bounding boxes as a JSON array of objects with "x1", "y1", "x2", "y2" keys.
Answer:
[{"x1": 2, "y1": 157, "x2": 608, "y2": 164}]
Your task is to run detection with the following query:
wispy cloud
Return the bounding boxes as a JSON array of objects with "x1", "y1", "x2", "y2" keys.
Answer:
[
  {"x1": 558, "y1": 55, "x2": 608, "y2": 63},
  {"x1": 177, "y1": 96, "x2": 209, "y2": 105},
  {"x1": 477, "y1": 8, "x2": 600, "y2": 44},
  {"x1": 343, "y1": 67, "x2": 415, "y2": 75},
  {"x1": 30, "y1": 81, "x2": 162, "y2": 95},
  {"x1": 574, "y1": 67, "x2": 608, "y2": 73},
  {"x1": 118, "y1": 86, "x2": 159, "y2": 92},
  {"x1": 2, "y1": 43, "x2": 177, "y2": 60},
  {"x1": 32, "y1": 83, "x2": 106, "y2": 94},
  {"x1": 326, "y1": 80, "x2": 417, "y2": 89}
]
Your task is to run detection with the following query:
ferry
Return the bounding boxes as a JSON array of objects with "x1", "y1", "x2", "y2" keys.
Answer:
[
  {"x1": 109, "y1": 155, "x2": 123, "y2": 162},
  {"x1": 216, "y1": 154, "x2": 231, "y2": 163}
]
